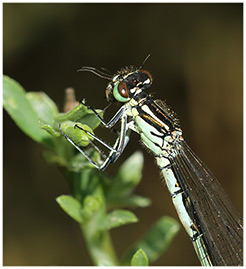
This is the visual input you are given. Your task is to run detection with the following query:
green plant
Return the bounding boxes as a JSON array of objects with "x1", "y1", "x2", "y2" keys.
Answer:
[{"x1": 3, "y1": 75, "x2": 180, "y2": 266}]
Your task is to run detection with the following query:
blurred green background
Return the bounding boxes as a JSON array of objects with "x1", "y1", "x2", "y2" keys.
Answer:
[{"x1": 3, "y1": 3, "x2": 243, "y2": 266}]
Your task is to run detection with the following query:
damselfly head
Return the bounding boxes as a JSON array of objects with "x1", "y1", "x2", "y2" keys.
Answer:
[
  {"x1": 77, "y1": 65, "x2": 152, "y2": 103},
  {"x1": 106, "y1": 68, "x2": 153, "y2": 103}
]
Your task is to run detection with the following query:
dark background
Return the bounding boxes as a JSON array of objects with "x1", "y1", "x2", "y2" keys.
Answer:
[{"x1": 3, "y1": 3, "x2": 243, "y2": 266}]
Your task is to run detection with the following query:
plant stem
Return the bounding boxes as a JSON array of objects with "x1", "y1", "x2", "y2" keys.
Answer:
[
  {"x1": 80, "y1": 223, "x2": 119, "y2": 266},
  {"x1": 65, "y1": 169, "x2": 119, "y2": 266}
]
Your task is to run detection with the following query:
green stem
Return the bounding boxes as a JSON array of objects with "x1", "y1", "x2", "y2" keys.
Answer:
[
  {"x1": 80, "y1": 223, "x2": 119, "y2": 266},
  {"x1": 66, "y1": 169, "x2": 119, "y2": 266}
]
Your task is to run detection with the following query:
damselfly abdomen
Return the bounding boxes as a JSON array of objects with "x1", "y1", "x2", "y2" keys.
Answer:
[{"x1": 60, "y1": 65, "x2": 243, "y2": 266}]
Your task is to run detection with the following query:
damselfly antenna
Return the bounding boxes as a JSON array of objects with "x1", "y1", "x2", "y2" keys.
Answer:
[
  {"x1": 139, "y1": 53, "x2": 151, "y2": 69},
  {"x1": 77, "y1": 66, "x2": 112, "y2": 80},
  {"x1": 100, "y1": 67, "x2": 114, "y2": 76}
]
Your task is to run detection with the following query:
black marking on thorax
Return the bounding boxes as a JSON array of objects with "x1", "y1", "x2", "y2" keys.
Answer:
[{"x1": 133, "y1": 93, "x2": 176, "y2": 135}]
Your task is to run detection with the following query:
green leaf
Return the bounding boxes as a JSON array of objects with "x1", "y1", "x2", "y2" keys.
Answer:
[
  {"x1": 68, "y1": 150, "x2": 101, "y2": 172},
  {"x1": 130, "y1": 249, "x2": 149, "y2": 266},
  {"x1": 78, "y1": 110, "x2": 103, "y2": 130},
  {"x1": 106, "y1": 152, "x2": 144, "y2": 206},
  {"x1": 40, "y1": 122, "x2": 61, "y2": 137},
  {"x1": 3, "y1": 75, "x2": 51, "y2": 144},
  {"x1": 26, "y1": 91, "x2": 58, "y2": 125},
  {"x1": 117, "y1": 151, "x2": 144, "y2": 187},
  {"x1": 122, "y1": 216, "x2": 180, "y2": 265},
  {"x1": 56, "y1": 195, "x2": 83, "y2": 223},
  {"x1": 42, "y1": 150, "x2": 67, "y2": 166},
  {"x1": 55, "y1": 103, "x2": 88, "y2": 122},
  {"x1": 55, "y1": 102, "x2": 103, "y2": 130},
  {"x1": 108, "y1": 194, "x2": 151, "y2": 209},
  {"x1": 60, "y1": 121, "x2": 94, "y2": 147},
  {"x1": 101, "y1": 209, "x2": 138, "y2": 230},
  {"x1": 81, "y1": 195, "x2": 103, "y2": 220},
  {"x1": 123, "y1": 195, "x2": 151, "y2": 208}
]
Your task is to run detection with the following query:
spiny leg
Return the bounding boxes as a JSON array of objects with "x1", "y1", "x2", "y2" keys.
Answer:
[
  {"x1": 80, "y1": 100, "x2": 105, "y2": 124},
  {"x1": 109, "y1": 128, "x2": 131, "y2": 164},
  {"x1": 89, "y1": 140, "x2": 107, "y2": 160},
  {"x1": 74, "y1": 124, "x2": 116, "y2": 152},
  {"x1": 59, "y1": 124, "x2": 102, "y2": 169},
  {"x1": 98, "y1": 124, "x2": 131, "y2": 170},
  {"x1": 74, "y1": 113, "x2": 128, "y2": 156},
  {"x1": 80, "y1": 100, "x2": 126, "y2": 128},
  {"x1": 59, "y1": 115, "x2": 130, "y2": 170}
]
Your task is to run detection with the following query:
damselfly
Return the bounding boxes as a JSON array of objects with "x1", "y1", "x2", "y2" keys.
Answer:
[{"x1": 60, "y1": 64, "x2": 243, "y2": 266}]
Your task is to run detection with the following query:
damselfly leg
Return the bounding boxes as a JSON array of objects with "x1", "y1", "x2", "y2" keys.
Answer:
[
  {"x1": 60, "y1": 101, "x2": 131, "y2": 170},
  {"x1": 80, "y1": 100, "x2": 126, "y2": 129}
]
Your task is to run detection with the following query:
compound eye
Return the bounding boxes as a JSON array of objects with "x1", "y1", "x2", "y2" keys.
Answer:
[
  {"x1": 113, "y1": 81, "x2": 130, "y2": 102},
  {"x1": 118, "y1": 81, "x2": 129, "y2": 98}
]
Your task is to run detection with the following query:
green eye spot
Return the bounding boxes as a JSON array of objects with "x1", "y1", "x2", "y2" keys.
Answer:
[{"x1": 113, "y1": 81, "x2": 130, "y2": 102}]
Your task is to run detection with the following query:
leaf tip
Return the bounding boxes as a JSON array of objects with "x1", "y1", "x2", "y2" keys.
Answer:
[{"x1": 131, "y1": 248, "x2": 149, "y2": 266}]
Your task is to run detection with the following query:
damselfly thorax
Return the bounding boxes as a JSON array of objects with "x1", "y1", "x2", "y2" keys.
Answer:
[{"x1": 60, "y1": 65, "x2": 243, "y2": 266}]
